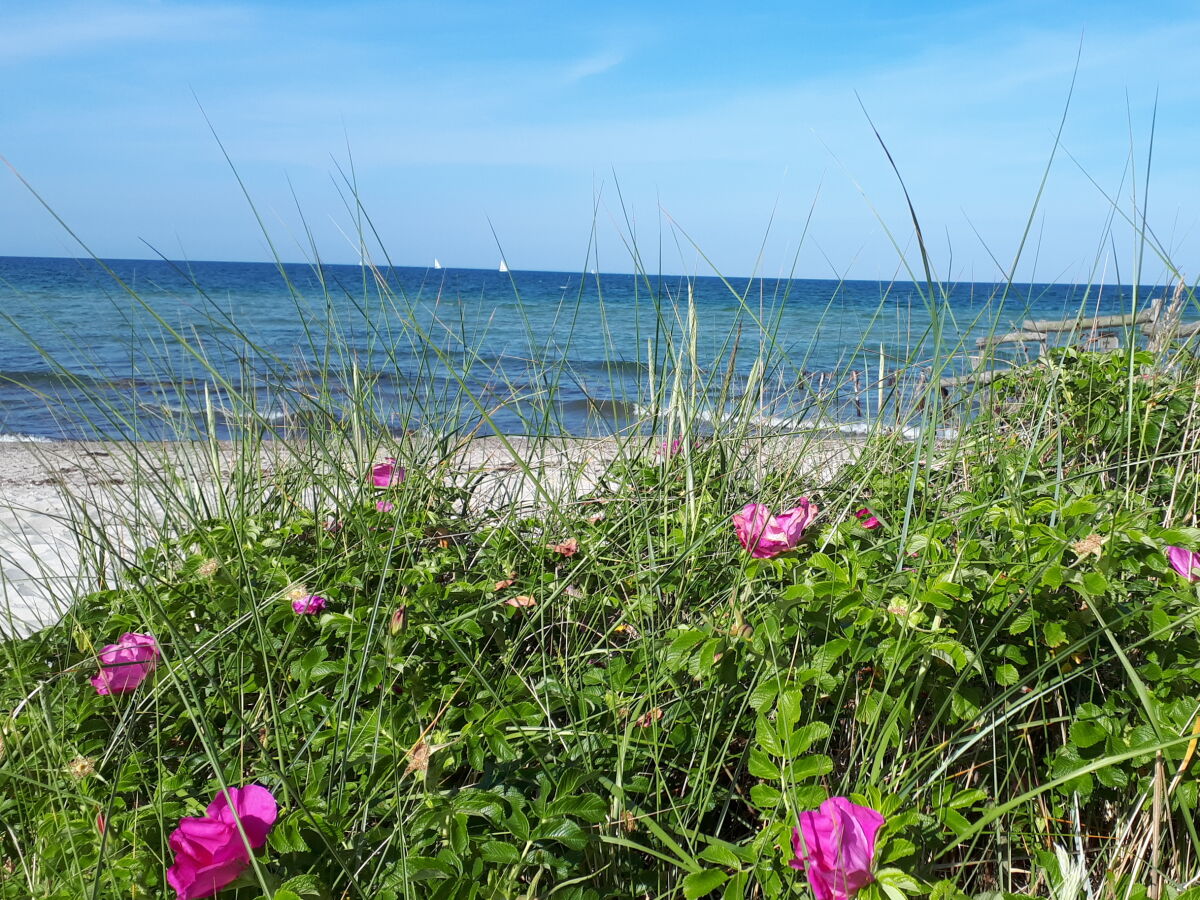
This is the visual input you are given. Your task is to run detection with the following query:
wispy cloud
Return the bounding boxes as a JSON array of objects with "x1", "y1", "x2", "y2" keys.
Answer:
[
  {"x1": 564, "y1": 49, "x2": 626, "y2": 83},
  {"x1": 0, "y1": 2, "x2": 248, "y2": 64}
]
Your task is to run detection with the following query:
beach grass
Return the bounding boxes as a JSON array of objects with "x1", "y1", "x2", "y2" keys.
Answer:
[{"x1": 2, "y1": 189, "x2": 1200, "y2": 900}]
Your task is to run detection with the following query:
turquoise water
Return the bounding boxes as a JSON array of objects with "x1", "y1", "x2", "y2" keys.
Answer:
[{"x1": 0, "y1": 255, "x2": 1169, "y2": 440}]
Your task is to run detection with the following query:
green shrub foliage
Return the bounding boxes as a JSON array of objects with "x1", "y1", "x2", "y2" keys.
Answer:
[{"x1": 3, "y1": 362, "x2": 1200, "y2": 898}]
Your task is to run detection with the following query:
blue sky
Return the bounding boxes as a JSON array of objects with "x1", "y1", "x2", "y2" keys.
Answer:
[{"x1": 3, "y1": 0, "x2": 1199, "y2": 281}]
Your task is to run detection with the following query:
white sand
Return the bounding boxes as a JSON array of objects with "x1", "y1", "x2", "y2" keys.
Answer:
[
  {"x1": 0, "y1": 442, "x2": 164, "y2": 638},
  {"x1": 0, "y1": 436, "x2": 856, "y2": 640}
]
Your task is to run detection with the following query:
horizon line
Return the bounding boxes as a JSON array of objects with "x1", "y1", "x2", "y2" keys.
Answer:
[{"x1": 0, "y1": 253, "x2": 1174, "y2": 291}]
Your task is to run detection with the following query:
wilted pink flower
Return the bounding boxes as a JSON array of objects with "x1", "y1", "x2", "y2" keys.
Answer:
[
  {"x1": 291, "y1": 594, "x2": 327, "y2": 615},
  {"x1": 375, "y1": 500, "x2": 395, "y2": 512},
  {"x1": 790, "y1": 797, "x2": 885, "y2": 900},
  {"x1": 854, "y1": 508, "x2": 880, "y2": 530},
  {"x1": 733, "y1": 501, "x2": 818, "y2": 558},
  {"x1": 166, "y1": 785, "x2": 278, "y2": 900},
  {"x1": 90, "y1": 633, "x2": 159, "y2": 695},
  {"x1": 657, "y1": 438, "x2": 683, "y2": 458},
  {"x1": 371, "y1": 458, "x2": 405, "y2": 488},
  {"x1": 1166, "y1": 545, "x2": 1200, "y2": 582},
  {"x1": 547, "y1": 537, "x2": 579, "y2": 557}
]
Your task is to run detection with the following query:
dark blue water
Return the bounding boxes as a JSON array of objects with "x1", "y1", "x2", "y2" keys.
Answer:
[{"x1": 0, "y1": 255, "x2": 1172, "y2": 440}]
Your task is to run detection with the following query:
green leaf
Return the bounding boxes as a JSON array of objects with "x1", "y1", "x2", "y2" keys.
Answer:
[
  {"x1": 1063, "y1": 498, "x2": 1099, "y2": 517},
  {"x1": 683, "y1": 869, "x2": 729, "y2": 898},
  {"x1": 787, "y1": 722, "x2": 831, "y2": 756},
  {"x1": 789, "y1": 754, "x2": 834, "y2": 781},
  {"x1": 875, "y1": 867, "x2": 922, "y2": 893},
  {"x1": 531, "y1": 817, "x2": 589, "y2": 851},
  {"x1": 1043, "y1": 621, "x2": 1068, "y2": 648},
  {"x1": 666, "y1": 629, "x2": 708, "y2": 669},
  {"x1": 755, "y1": 715, "x2": 785, "y2": 757},
  {"x1": 1069, "y1": 719, "x2": 1107, "y2": 749},
  {"x1": 698, "y1": 841, "x2": 742, "y2": 868},
  {"x1": 929, "y1": 879, "x2": 970, "y2": 900},
  {"x1": 454, "y1": 792, "x2": 507, "y2": 822},
  {"x1": 747, "y1": 746, "x2": 780, "y2": 779},
  {"x1": 777, "y1": 688, "x2": 804, "y2": 730},
  {"x1": 546, "y1": 794, "x2": 607, "y2": 823},
  {"x1": 479, "y1": 841, "x2": 522, "y2": 864},
  {"x1": 881, "y1": 838, "x2": 916, "y2": 863},
  {"x1": 748, "y1": 679, "x2": 780, "y2": 711},
  {"x1": 278, "y1": 875, "x2": 325, "y2": 900},
  {"x1": 750, "y1": 783, "x2": 782, "y2": 809},
  {"x1": 994, "y1": 664, "x2": 1019, "y2": 686},
  {"x1": 506, "y1": 807, "x2": 530, "y2": 841},
  {"x1": 1007, "y1": 610, "x2": 1034, "y2": 634}
]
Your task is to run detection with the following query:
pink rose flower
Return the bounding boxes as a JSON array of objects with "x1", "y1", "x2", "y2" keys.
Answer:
[
  {"x1": 167, "y1": 785, "x2": 277, "y2": 900},
  {"x1": 291, "y1": 594, "x2": 327, "y2": 615},
  {"x1": 1166, "y1": 545, "x2": 1200, "y2": 582},
  {"x1": 790, "y1": 797, "x2": 886, "y2": 900},
  {"x1": 733, "y1": 500, "x2": 818, "y2": 558},
  {"x1": 375, "y1": 500, "x2": 395, "y2": 512},
  {"x1": 90, "y1": 632, "x2": 159, "y2": 695},
  {"x1": 855, "y1": 508, "x2": 880, "y2": 530},
  {"x1": 371, "y1": 458, "x2": 405, "y2": 488}
]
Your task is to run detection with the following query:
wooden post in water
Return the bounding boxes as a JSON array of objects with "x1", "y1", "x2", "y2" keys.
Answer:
[
  {"x1": 877, "y1": 343, "x2": 885, "y2": 425},
  {"x1": 947, "y1": 296, "x2": 1175, "y2": 391}
]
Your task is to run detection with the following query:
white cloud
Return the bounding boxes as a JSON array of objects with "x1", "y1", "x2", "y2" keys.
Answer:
[
  {"x1": 564, "y1": 49, "x2": 625, "y2": 83},
  {"x1": 0, "y1": 2, "x2": 248, "y2": 64}
]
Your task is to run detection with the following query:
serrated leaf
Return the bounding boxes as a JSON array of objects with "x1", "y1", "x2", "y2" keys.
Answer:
[
  {"x1": 994, "y1": 664, "x2": 1019, "y2": 686},
  {"x1": 1043, "y1": 621, "x2": 1067, "y2": 648},
  {"x1": 876, "y1": 867, "x2": 922, "y2": 893},
  {"x1": 531, "y1": 817, "x2": 589, "y2": 851},
  {"x1": 480, "y1": 841, "x2": 522, "y2": 864},
  {"x1": 1007, "y1": 609, "x2": 1034, "y2": 635},
  {"x1": 786, "y1": 722, "x2": 831, "y2": 757},
  {"x1": 279, "y1": 874, "x2": 325, "y2": 899},
  {"x1": 755, "y1": 715, "x2": 785, "y2": 757},
  {"x1": 747, "y1": 746, "x2": 780, "y2": 779},
  {"x1": 698, "y1": 841, "x2": 742, "y2": 868},
  {"x1": 1069, "y1": 719, "x2": 1107, "y2": 749},
  {"x1": 777, "y1": 688, "x2": 804, "y2": 730},
  {"x1": 750, "y1": 783, "x2": 782, "y2": 809},
  {"x1": 881, "y1": 838, "x2": 916, "y2": 863},
  {"x1": 748, "y1": 679, "x2": 780, "y2": 711},
  {"x1": 454, "y1": 791, "x2": 507, "y2": 822},
  {"x1": 547, "y1": 794, "x2": 607, "y2": 823},
  {"x1": 790, "y1": 754, "x2": 833, "y2": 781}
]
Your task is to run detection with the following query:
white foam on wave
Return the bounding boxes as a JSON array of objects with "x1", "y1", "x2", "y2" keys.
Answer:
[{"x1": 0, "y1": 433, "x2": 55, "y2": 443}]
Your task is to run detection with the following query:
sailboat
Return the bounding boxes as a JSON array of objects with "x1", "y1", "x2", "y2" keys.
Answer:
[
  {"x1": 433, "y1": 258, "x2": 442, "y2": 269},
  {"x1": 498, "y1": 260, "x2": 509, "y2": 273}
]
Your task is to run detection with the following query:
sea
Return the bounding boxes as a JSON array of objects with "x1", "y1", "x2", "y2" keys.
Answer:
[{"x1": 0, "y1": 255, "x2": 1174, "y2": 442}]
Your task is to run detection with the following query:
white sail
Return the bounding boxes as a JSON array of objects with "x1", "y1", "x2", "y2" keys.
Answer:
[
  {"x1": 498, "y1": 260, "x2": 509, "y2": 273},
  {"x1": 433, "y1": 258, "x2": 442, "y2": 269}
]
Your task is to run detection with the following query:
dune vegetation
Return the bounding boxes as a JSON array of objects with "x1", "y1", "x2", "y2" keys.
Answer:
[{"x1": 2, "y1": 188, "x2": 1200, "y2": 900}]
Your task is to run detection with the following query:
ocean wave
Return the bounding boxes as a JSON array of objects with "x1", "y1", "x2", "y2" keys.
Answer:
[
  {"x1": 557, "y1": 397, "x2": 640, "y2": 419},
  {"x1": 139, "y1": 403, "x2": 299, "y2": 426},
  {"x1": 0, "y1": 433, "x2": 55, "y2": 443}
]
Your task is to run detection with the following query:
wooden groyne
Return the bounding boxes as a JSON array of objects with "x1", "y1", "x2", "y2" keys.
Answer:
[{"x1": 946, "y1": 291, "x2": 1199, "y2": 388}]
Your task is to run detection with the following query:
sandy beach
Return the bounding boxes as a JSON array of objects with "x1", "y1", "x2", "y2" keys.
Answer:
[{"x1": 0, "y1": 435, "x2": 857, "y2": 640}]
